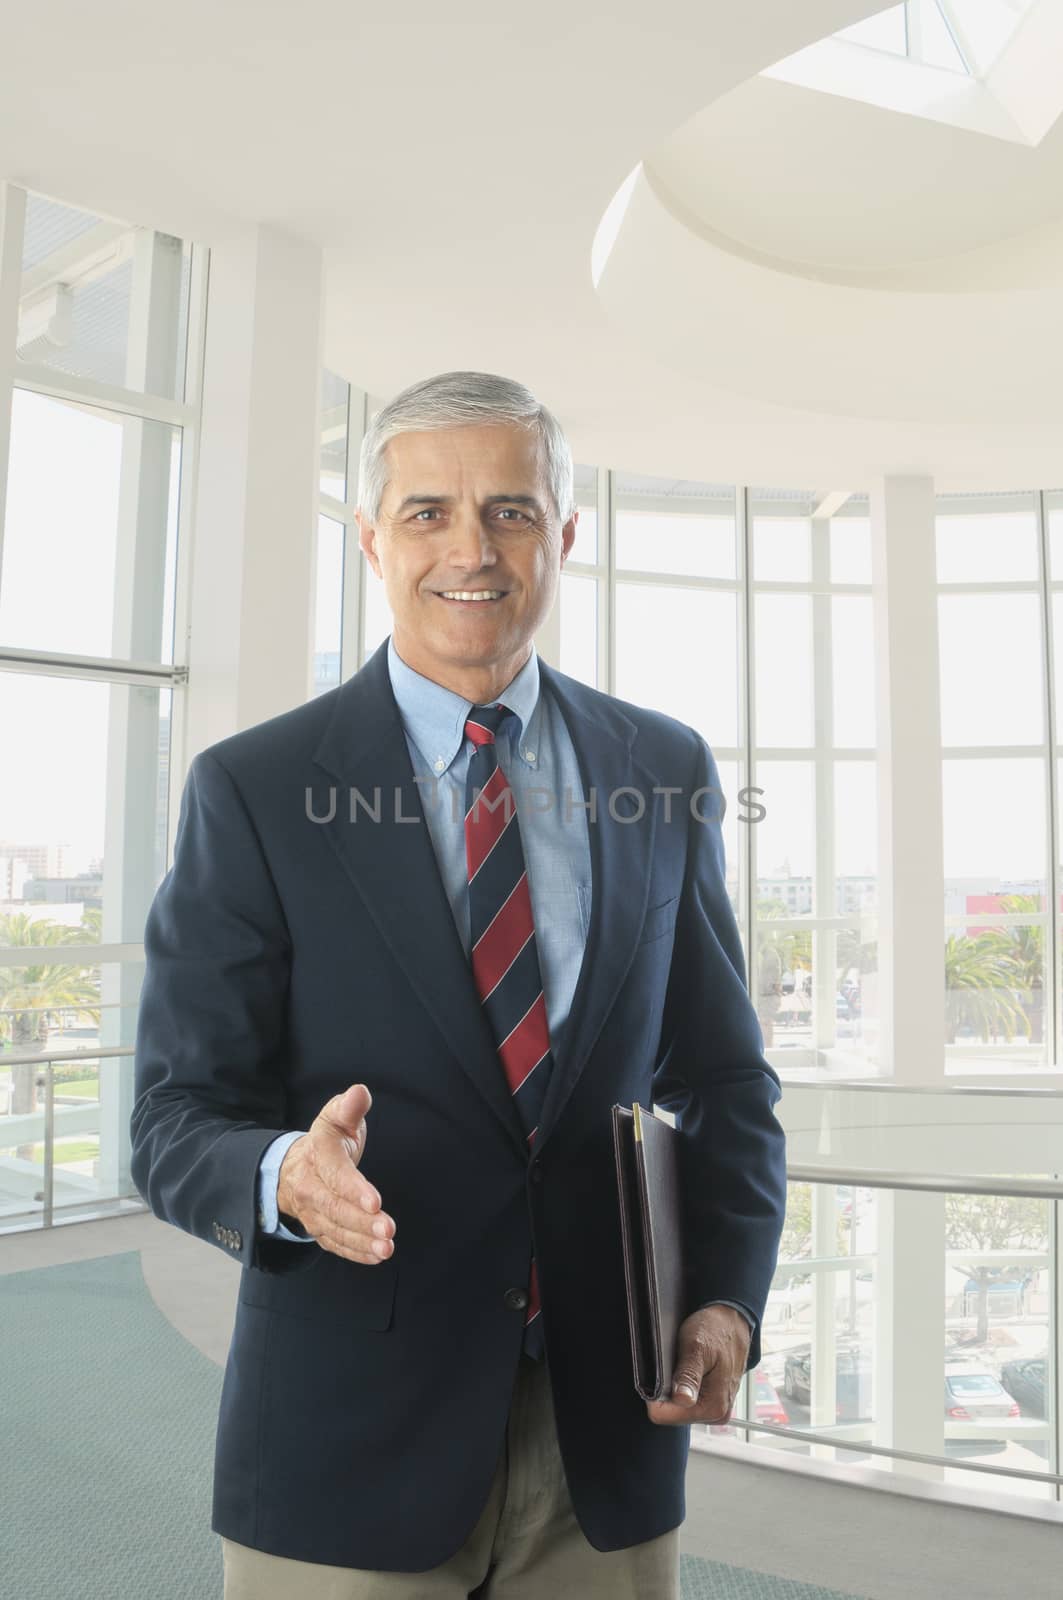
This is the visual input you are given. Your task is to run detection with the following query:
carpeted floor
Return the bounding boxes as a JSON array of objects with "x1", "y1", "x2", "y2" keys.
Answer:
[{"x1": 0, "y1": 1250, "x2": 869, "y2": 1600}]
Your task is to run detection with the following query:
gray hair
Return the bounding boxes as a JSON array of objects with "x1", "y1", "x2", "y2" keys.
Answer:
[{"x1": 357, "y1": 370, "x2": 574, "y2": 528}]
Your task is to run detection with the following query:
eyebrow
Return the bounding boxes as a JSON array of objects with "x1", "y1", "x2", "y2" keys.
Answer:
[{"x1": 393, "y1": 492, "x2": 546, "y2": 517}]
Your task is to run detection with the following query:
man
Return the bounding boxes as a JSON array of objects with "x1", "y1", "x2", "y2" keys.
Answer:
[{"x1": 131, "y1": 370, "x2": 786, "y2": 1598}]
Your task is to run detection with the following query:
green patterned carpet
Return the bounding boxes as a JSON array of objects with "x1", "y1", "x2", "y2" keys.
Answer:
[{"x1": 0, "y1": 1250, "x2": 869, "y2": 1600}]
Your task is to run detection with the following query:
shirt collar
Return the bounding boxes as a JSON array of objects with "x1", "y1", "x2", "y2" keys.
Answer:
[{"x1": 387, "y1": 636, "x2": 542, "y2": 776}]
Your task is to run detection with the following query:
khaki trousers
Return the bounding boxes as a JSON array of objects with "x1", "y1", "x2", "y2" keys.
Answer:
[{"x1": 222, "y1": 1351, "x2": 680, "y2": 1599}]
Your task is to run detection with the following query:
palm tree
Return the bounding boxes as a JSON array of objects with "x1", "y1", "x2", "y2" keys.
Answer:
[
  {"x1": 995, "y1": 894, "x2": 1044, "y2": 1044},
  {"x1": 944, "y1": 930, "x2": 1028, "y2": 1045},
  {"x1": 0, "y1": 913, "x2": 101, "y2": 1159}
]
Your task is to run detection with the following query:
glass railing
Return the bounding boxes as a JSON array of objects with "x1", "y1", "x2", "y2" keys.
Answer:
[
  {"x1": 6, "y1": 1052, "x2": 1062, "y2": 1512},
  {"x1": 698, "y1": 1163, "x2": 1061, "y2": 1508},
  {"x1": 0, "y1": 1047, "x2": 142, "y2": 1230}
]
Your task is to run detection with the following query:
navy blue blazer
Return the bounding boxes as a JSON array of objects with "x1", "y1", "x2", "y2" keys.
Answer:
[{"x1": 130, "y1": 639, "x2": 786, "y2": 1572}]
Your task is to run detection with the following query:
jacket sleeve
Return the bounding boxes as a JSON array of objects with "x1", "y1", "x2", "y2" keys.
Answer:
[
  {"x1": 652, "y1": 731, "x2": 787, "y2": 1371},
  {"x1": 130, "y1": 748, "x2": 320, "y2": 1276}
]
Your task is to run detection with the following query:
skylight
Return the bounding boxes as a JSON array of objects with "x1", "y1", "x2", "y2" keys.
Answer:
[
  {"x1": 835, "y1": 1, "x2": 1038, "y2": 79},
  {"x1": 763, "y1": 0, "x2": 1058, "y2": 148}
]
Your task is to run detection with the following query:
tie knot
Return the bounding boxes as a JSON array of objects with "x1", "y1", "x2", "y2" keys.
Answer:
[{"x1": 465, "y1": 702, "x2": 512, "y2": 748}]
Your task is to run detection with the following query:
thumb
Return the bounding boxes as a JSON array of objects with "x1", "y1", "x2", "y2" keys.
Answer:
[
  {"x1": 320, "y1": 1083, "x2": 372, "y2": 1149},
  {"x1": 670, "y1": 1339, "x2": 703, "y2": 1406}
]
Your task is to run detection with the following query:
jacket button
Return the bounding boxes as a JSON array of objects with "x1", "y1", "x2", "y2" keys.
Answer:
[
  {"x1": 530, "y1": 1161, "x2": 542, "y2": 1185},
  {"x1": 503, "y1": 1287, "x2": 529, "y2": 1311}
]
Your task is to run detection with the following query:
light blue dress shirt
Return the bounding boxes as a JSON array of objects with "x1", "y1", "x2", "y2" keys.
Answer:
[{"x1": 254, "y1": 638, "x2": 754, "y2": 1335}]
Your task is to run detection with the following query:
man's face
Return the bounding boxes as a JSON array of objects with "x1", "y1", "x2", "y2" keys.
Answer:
[{"x1": 357, "y1": 423, "x2": 576, "y2": 693}]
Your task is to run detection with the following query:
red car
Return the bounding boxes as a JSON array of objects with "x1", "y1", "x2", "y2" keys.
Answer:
[{"x1": 707, "y1": 1367, "x2": 789, "y2": 1434}]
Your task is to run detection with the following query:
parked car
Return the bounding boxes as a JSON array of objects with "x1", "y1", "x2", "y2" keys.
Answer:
[
  {"x1": 943, "y1": 1366, "x2": 1019, "y2": 1423},
  {"x1": 782, "y1": 1342, "x2": 872, "y2": 1421},
  {"x1": 999, "y1": 1356, "x2": 1047, "y2": 1418},
  {"x1": 752, "y1": 1368, "x2": 788, "y2": 1426},
  {"x1": 706, "y1": 1367, "x2": 789, "y2": 1437}
]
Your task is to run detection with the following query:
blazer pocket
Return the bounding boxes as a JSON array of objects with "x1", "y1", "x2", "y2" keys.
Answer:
[
  {"x1": 241, "y1": 1246, "x2": 398, "y2": 1330},
  {"x1": 636, "y1": 895, "x2": 679, "y2": 947}
]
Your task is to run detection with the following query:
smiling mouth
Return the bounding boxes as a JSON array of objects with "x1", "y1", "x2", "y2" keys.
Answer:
[{"x1": 433, "y1": 589, "x2": 508, "y2": 603}]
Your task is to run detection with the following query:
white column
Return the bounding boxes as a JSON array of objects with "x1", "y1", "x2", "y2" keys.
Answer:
[
  {"x1": 874, "y1": 1188, "x2": 946, "y2": 1481},
  {"x1": 869, "y1": 475, "x2": 945, "y2": 1085},
  {"x1": 181, "y1": 223, "x2": 325, "y2": 763},
  {"x1": 810, "y1": 1183, "x2": 839, "y2": 1458}
]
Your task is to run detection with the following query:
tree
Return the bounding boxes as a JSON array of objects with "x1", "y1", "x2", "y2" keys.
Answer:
[
  {"x1": 944, "y1": 931, "x2": 1029, "y2": 1044},
  {"x1": 995, "y1": 894, "x2": 1044, "y2": 1044},
  {"x1": 945, "y1": 1192, "x2": 1047, "y2": 1345},
  {"x1": 0, "y1": 913, "x2": 101, "y2": 1160}
]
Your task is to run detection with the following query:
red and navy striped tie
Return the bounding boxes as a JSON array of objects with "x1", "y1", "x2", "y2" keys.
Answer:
[{"x1": 465, "y1": 702, "x2": 551, "y2": 1361}]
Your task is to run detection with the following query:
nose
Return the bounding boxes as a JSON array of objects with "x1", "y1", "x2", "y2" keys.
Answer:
[{"x1": 445, "y1": 510, "x2": 499, "y2": 575}]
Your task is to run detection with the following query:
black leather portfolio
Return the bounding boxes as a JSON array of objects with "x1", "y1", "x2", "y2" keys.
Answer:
[{"x1": 611, "y1": 1101, "x2": 686, "y2": 1403}]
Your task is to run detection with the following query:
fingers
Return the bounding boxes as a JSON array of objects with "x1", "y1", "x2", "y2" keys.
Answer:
[
  {"x1": 288, "y1": 1158, "x2": 397, "y2": 1262},
  {"x1": 276, "y1": 1084, "x2": 398, "y2": 1263}
]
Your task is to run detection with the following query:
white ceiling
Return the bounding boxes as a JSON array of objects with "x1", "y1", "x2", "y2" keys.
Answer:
[{"x1": 1, "y1": 0, "x2": 1062, "y2": 490}]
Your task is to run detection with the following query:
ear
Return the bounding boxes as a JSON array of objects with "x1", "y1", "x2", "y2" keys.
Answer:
[
  {"x1": 560, "y1": 509, "x2": 578, "y2": 565},
  {"x1": 357, "y1": 511, "x2": 383, "y2": 580}
]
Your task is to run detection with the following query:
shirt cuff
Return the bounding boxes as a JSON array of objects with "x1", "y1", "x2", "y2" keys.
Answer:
[
  {"x1": 257, "y1": 1130, "x2": 313, "y2": 1241},
  {"x1": 702, "y1": 1298, "x2": 757, "y2": 1334}
]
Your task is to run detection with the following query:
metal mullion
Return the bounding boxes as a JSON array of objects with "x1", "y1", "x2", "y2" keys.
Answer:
[
  {"x1": 1053, "y1": 1193, "x2": 1062, "y2": 1496},
  {"x1": 319, "y1": 490, "x2": 357, "y2": 527},
  {"x1": 1037, "y1": 488, "x2": 1061, "y2": 1069},
  {"x1": 611, "y1": 565, "x2": 751, "y2": 594},
  {"x1": 0, "y1": 184, "x2": 27, "y2": 607},
  {"x1": 773, "y1": 1252, "x2": 876, "y2": 1276},
  {"x1": 938, "y1": 580, "x2": 1040, "y2": 595},
  {"x1": 735, "y1": 483, "x2": 754, "y2": 1425},
  {"x1": 0, "y1": 941, "x2": 144, "y2": 967},
  {"x1": 167, "y1": 238, "x2": 209, "y2": 808},
  {"x1": 944, "y1": 915, "x2": 1050, "y2": 930},
  {"x1": 601, "y1": 466, "x2": 615, "y2": 694},
  {"x1": 10, "y1": 363, "x2": 195, "y2": 428},
  {"x1": 753, "y1": 916, "x2": 858, "y2": 933},
  {"x1": 344, "y1": 386, "x2": 368, "y2": 676},
  {"x1": 932, "y1": 0, "x2": 977, "y2": 75},
  {"x1": 740, "y1": 486, "x2": 757, "y2": 993},
  {"x1": 0, "y1": 646, "x2": 185, "y2": 688},
  {"x1": 942, "y1": 744, "x2": 1047, "y2": 760}
]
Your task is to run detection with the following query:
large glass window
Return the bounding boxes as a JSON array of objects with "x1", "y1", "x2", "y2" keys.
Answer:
[
  {"x1": 749, "y1": 494, "x2": 878, "y2": 1071},
  {"x1": 1, "y1": 389, "x2": 180, "y2": 662},
  {"x1": 938, "y1": 493, "x2": 1050, "y2": 1067},
  {"x1": 0, "y1": 184, "x2": 202, "y2": 1232},
  {"x1": 311, "y1": 370, "x2": 364, "y2": 687}
]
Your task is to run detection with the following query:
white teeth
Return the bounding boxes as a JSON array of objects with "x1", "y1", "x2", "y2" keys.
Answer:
[{"x1": 439, "y1": 590, "x2": 503, "y2": 600}]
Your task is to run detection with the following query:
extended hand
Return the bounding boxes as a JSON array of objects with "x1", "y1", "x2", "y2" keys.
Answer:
[
  {"x1": 645, "y1": 1304, "x2": 751, "y2": 1426},
  {"x1": 276, "y1": 1084, "x2": 396, "y2": 1265}
]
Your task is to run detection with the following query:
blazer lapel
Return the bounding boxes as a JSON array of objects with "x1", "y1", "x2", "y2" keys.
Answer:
[
  {"x1": 310, "y1": 643, "x2": 528, "y2": 1161},
  {"x1": 532, "y1": 661, "x2": 660, "y2": 1152}
]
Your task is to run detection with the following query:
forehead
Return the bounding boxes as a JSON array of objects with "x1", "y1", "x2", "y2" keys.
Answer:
[{"x1": 381, "y1": 423, "x2": 546, "y2": 493}]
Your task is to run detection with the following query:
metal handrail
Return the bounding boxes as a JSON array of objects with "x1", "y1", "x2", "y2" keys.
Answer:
[
  {"x1": 779, "y1": 1077, "x2": 1063, "y2": 1097},
  {"x1": 708, "y1": 1416, "x2": 1063, "y2": 1487},
  {"x1": 787, "y1": 1162, "x2": 1063, "y2": 1201},
  {"x1": 0, "y1": 1044, "x2": 134, "y2": 1069}
]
